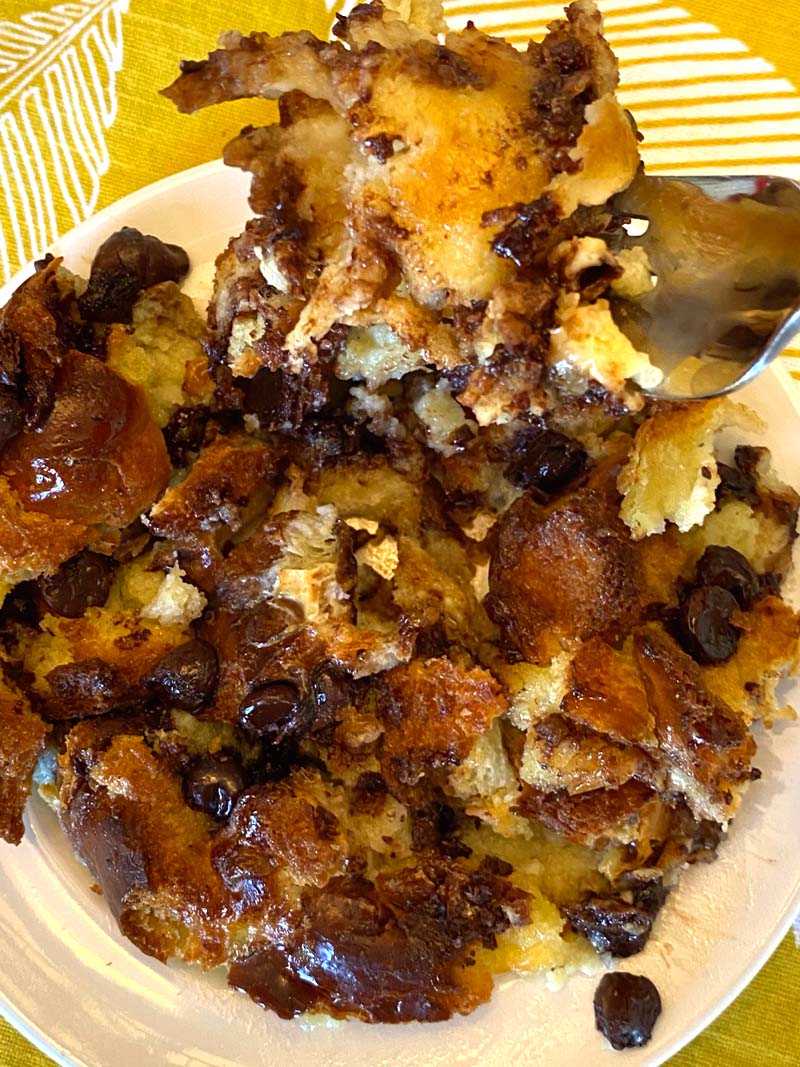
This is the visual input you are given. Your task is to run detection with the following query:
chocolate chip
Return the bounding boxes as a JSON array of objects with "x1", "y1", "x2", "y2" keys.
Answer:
[
  {"x1": 39, "y1": 550, "x2": 115, "y2": 618},
  {"x1": 695, "y1": 545, "x2": 760, "y2": 609},
  {"x1": 146, "y1": 639, "x2": 219, "y2": 710},
  {"x1": 163, "y1": 405, "x2": 210, "y2": 467},
  {"x1": 44, "y1": 657, "x2": 119, "y2": 718},
  {"x1": 565, "y1": 897, "x2": 656, "y2": 958},
  {"x1": 309, "y1": 663, "x2": 351, "y2": 718},
  {"x1": 183, "y1": 753, "x2": 245, "y2": 820},
  {"x1": 239, "y1": 680, "x2": 303, "y2": 742},
  {"x1": 0, "y1": 580, "x2": 40, "y2": 629},
  {"x1": 732, "y1": 444, "x2": 766, "y2": 481},
  {"x1": 78, "y1": 227, "x2": 190, "y2": 323},
  {"x1": 715, "y1": 462, "x2": 758, "y2": 507},
  {"x1": 677, "y1": 585, "x2": 739, "y2": 663},
  {"x1": 506, "y1": 425, "x2": 587, "y2": 495},
  {"x1": 594, "y1": 972, "x2": 662, "y2": 1050},
  {"x1": 0, "y1": 390, "x2": 24, "y2": 450},
  {"x1": 362, "y1": 133, "x2": 396, "y2": 163}
]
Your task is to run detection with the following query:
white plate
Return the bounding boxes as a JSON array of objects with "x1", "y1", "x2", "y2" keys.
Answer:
[{"x1": 1, "y1": 159, "x2": 800, "y2": 1067}]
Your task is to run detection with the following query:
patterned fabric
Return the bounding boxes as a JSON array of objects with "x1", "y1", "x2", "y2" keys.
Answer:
[{"x1": 0, "y1": 0, "x2": 799, "y2": 1064}]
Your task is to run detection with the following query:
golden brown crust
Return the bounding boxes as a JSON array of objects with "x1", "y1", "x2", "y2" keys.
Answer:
[
  {"x1": 24, "y1": 608, "x2": 189, "y2": 719},
  {"x1": 0, "y1": 672, "x2": 48, "y2": 844},
  {"x1": 634, "y1": 627, "x2": 756, "y2": 824},
  {"x1": 4, "y1": 351, "x2": 170, "y2": 527},
  {"x1": 0, "y1": 476, "x2": 91, "y2": 586},
  {"x1": 516, "y1": 779, "x2": 662, "y2": 848},
  {"x1": 149, "y1": 435, "x2": 278, "y2": 540},
  {"x1": 487, "y1": 456, "x2": 644, "y2": 662},
  {"x1": 564, "y1": 638, "x2": 656, "y2": 747},
  {"x1": 379, "y1": 657, "x2": 507, "y2": 789},
  {"x1": 520, "y1": 713, "x2": 654, "y2": 797},
  {"x1": 59, "y1": 724, "x2": 230, "y2": 965},
  {"x1": 214, "y1": 771, "x2": 347, "y2": 898}
]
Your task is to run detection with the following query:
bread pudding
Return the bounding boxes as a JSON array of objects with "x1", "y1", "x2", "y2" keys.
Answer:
[{"x1": 0, "y1": 0, "x2": 799, "y2": 1041}]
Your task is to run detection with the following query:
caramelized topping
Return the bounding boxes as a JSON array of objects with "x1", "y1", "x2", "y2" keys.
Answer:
[
  {"x1": 229, "y1": 859, "x2": 529, "y2": 1022},
  {"x1": 3, "y1": 351, "x2": 170, "y2": 526},
  {"x1": 488, "y1": 458, "x2": 644, "y2": 662}
]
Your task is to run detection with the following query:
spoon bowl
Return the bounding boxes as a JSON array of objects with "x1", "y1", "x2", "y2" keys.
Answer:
[{"x1": 611, "y1": 174, "x2": 800, "y2": 400}]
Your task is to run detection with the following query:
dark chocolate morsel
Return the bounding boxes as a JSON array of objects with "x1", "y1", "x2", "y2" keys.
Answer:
[
  {"x1": 694, "y1": 545, "x2": 760, "y2": 610},
  {"x1": 78, "y1": 227, "x2": 190, "y2": 323},
  {"x1": 163, "y1": 405, "x2": 210, "y2": 468},
  {"x1": 183, "y1": 753, "x2": 246, "y2": 820},
  {"x1": 145, "y1": 639, "x2": 219, "y2": 711},
  {"x1": 594, "y1": 972, "x2": 662, "y2": 1050},
  {"x1": 715, "y1": 461, "x2": 758, "y2": 507},
  {"x1": 565, "y1": 897, "x2": 656, "y2": 958},
  {"x1": 39, "y1": 550, "x2": 115, "y2": 619},
  {"x1": 676, "y1": 585, "x2": 739, "y2": 664},
  {"x1": 505, "y1": 425, "x2": 587, "y2": 496},
  {"x1": 238, "y1": 681, "x2": 303, "y2": 742}
]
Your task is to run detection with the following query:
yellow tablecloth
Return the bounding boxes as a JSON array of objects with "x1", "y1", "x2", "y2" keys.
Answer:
[{"x1": 1, "y1": 0, "x2": 799, "y2": 1064}]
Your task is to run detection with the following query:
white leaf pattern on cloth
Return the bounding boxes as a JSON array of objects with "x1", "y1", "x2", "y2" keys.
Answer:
[{"x1": 0, "y1": 0, "x2": 129, "y2": 284}]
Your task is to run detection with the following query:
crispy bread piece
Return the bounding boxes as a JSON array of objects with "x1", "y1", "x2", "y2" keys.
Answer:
[
  {"x1": 702, "y1": 596, "x2": 800, "y2": 724},
  {"x1": 0, "y1": 671, "x2": 48, "y2": 843},
  {"x1": 22, "y1": 606, "x2": 190, "y2": 719},
  {"x1": 519, "y1": 714, "x2": 654, "y2": 797},
  {"x1": 635, "y1": 627, "x2": 756, "y2": 824},
  {"x1": 164, "y1": 0, "x2": 640, "y2": 433},
  {"x1": 378, "y1": 657, "x2": 507, "y2": 789},
  {"x1": 564, "y1": 637, "x2": 656, "y2": 746},
  {"x1": 516, "y1": 779, "x2": 665, "y2": 849},
  {"x1": 148, "y1": 435, "x2": 279, "y2": 544},
  {"x1": 618, "y1": 398, "x2": 763, "y2": 539},
  {"x1": 487, "y1": 451, "x2": 645, "y2": 662},
  {"x1": 59, "y1": 721, "x2": 231, "y2": 965}
]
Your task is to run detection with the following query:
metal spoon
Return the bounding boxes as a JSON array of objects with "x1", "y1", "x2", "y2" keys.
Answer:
[{"x1": 611, "y1": 174, "x2": 800, "y2": 401}]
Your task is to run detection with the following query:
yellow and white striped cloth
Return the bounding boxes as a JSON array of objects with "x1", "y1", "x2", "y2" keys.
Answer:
[{"x1": 0, "y1": 2, "x2": 799, "y2": 1066}]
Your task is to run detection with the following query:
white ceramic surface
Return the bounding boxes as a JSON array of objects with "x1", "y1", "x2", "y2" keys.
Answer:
[{"x1": 1, "y1": 160, "x2": 799, "y2": 1067}]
